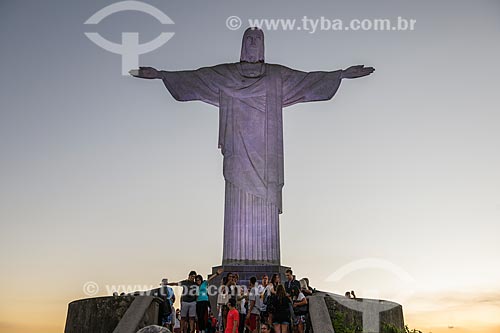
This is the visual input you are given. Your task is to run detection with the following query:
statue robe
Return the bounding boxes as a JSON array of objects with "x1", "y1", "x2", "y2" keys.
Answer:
[{"x1": 161, "y1": 63, "x2": 343, "y2": 265}]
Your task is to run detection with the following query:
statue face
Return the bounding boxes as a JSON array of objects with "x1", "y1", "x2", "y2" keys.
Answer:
[{"x1": 240, "y1": 28, "x2": 264, "y2": 63}]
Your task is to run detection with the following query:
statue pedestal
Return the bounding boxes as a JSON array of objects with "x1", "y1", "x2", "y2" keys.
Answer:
[
  {"x1": 208, "y1": 263, "x2": 290, "y2": 310},
  {"x1": 211, "y1": 263, "x2": 290, "y2": 284}
]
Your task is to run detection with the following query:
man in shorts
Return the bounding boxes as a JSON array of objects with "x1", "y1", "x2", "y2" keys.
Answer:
[
  {"x1": 247, "y1": 276, "x2": 262, "y2": 333},
  {"x1": 169, "y1": 270, "x2": 198, "y2": 333}
]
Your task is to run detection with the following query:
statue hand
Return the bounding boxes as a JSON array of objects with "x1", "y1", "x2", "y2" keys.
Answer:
[
  {"x1": 342, "y1": 65, "x2": 375, "y2": 79},
  {"x1": 129, "y1": 66, "x2": 160, "y2": 79}
]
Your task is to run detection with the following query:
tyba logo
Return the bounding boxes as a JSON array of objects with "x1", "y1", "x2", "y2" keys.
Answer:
[{"x1": 84, "y1": 1, "x2": 174, "y2": 75}]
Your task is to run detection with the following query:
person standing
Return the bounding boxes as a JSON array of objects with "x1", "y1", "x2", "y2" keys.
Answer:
[
  {"x1": 291, "y1": 287, "x2": 308, "y2": 333},
  {"x1": 269, "y1": 285, "x2": 291, "y2": 333},
  {"x1": 267, "y1": 274, "x2": 281, "y2": 325},
  {"x1": 284, "y1": 270, "x2": 300, "y2": 298},
  {"x1": 270, "y1": 274, "x2": 281, "y2": 295},
  {"x1": 152, "y1": 278, "x2": 176, "y2": 330},
  {"x1": 217, "y1": 275, "x2": 230, "y2": 332},
  {"x1": 298, "y1": 280, "x2": 312, "y2": 333},
  {"x1": 226, "y1": 298, "x2": 240, "y2": 333},
  {"x1": 168, "y1": 271, "x2": 198, "y2": 333},
  {"x1": 196, "y1": 268, "x2": 223, "y2": 333},
  {"x1": 239, "y1": 289, "x2": 248, "y2": 333},
  {"x1": 228, "y1": 273, "x2": 247, "y2": 333},
  {"x1": 164, "y1": 279, "x2": 176, "y2": 331},
  {"x1": 260, "y1": 275, "x2": 270, "y2": 325},
  {"x1": 247, "y1": 277, "x2": 262, "y2": 333}
]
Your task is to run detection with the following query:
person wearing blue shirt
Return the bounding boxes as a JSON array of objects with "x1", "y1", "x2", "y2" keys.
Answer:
[{"x1": 196, "y1": 268, "x2": 223, "y2": 333}]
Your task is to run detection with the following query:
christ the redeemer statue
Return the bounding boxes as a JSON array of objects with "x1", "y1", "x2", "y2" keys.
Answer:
[{"x1": 130, "y1": 27, "x2": 374, "y2": 266}]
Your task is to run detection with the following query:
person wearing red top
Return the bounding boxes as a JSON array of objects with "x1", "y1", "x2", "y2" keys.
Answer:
[{"x1": 226, "y1": 298, "x2": 240, "y2": 333}]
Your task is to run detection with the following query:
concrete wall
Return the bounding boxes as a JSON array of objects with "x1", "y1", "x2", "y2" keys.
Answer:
[
  {"x1": 64, "y1": 295, "x2": 161, "y2": 333},
  {"x1": 324, "y1": 293, "x2": 404, "y2": 333}
]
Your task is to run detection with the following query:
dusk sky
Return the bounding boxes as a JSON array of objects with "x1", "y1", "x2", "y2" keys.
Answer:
[{"x1": 1, "y1": 1, "x2": 500, "y2": 332}]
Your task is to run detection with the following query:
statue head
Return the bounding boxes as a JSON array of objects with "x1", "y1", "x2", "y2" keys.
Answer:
[{"x1": 240, "y1": 27, "x2": 264, "y2": 63}]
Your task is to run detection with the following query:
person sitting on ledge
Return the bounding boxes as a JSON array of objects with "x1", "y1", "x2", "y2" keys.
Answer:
[{"x1": 300, "y1": 278, "x2": 314, "y2": 296}]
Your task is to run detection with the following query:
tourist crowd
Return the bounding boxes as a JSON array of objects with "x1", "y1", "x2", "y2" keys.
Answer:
[{"x1": 156, "y1": 268, "x2": 315, "y2": 333}]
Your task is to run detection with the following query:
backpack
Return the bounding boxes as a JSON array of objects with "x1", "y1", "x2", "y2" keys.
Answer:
[{"x1": 266, "y1": 294, "x2": 276, "y2": 314}]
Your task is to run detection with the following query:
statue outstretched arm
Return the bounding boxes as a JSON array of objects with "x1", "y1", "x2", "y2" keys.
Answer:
[
  {"x1": 341, "y1": 65, "x2": 375, "y2": 79},
  {"x1": 130, "y1": 66, "x2": 222, "y2": 107},
  {"x1": 281, "y1": 64, "x2": 374, "y2": 107},
  {"x1": 129, "y1": 67, "x2": 161, "y2": 79},
  {"x1": 281, "y1": 66, "x2": 343, "y2": 107}
]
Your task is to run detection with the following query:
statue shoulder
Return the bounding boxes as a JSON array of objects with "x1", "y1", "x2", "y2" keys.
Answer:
[
  {"x1": 197, "y1": 63, "x2": 238, "y2": 76},
  {"x1": 265, "y1": 63, "x2": 295, "y2": 76},
  {"x1": 266, "y1": 63, "x2": 288, "y2": 70}
]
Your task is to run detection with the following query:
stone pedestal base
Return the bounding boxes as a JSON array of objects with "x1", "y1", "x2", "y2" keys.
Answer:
[
  {"x1": 208, "y1": 263, "x2": 290, "y2": 311},
  {"x1": 212, "y1": 263, "x2": 290, "y2": 284}
]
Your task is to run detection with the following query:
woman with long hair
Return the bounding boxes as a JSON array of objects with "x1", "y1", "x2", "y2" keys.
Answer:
[
  {"x1": 270, "y1": 284, "x2": 291, "y2": 333},
  {"x1": 292, "y1": 281, "x2": 308, "y2": 333},
  {"x1": 266, "y1": 273, "x2": 281, "y2": 325},
  {"x1": 196, "y1": 269, "x2": 223, "y2": 333},
  {"x1": 270, "y1": 274, "x2": 281, "y2": 294}
]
